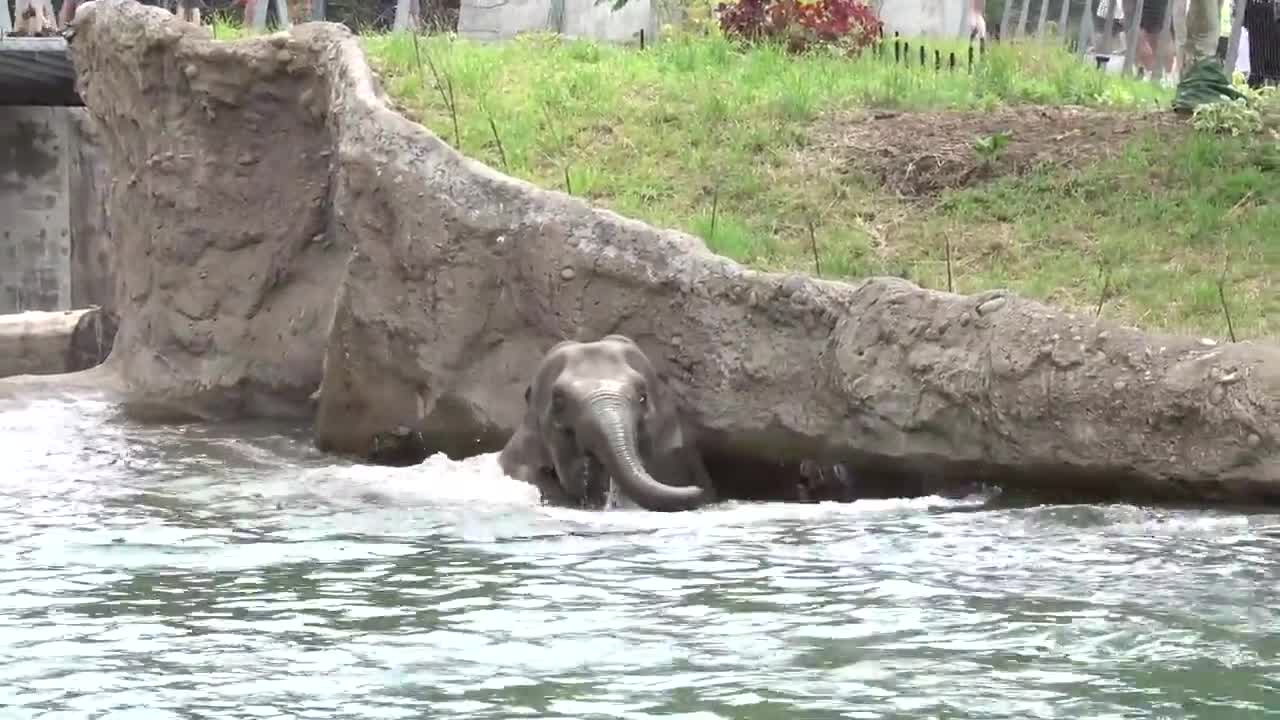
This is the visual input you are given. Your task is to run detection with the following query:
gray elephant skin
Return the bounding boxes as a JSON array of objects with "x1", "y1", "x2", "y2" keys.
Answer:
[{"x1": 498, "y1": 335, "x2": 716, "y2": 512}]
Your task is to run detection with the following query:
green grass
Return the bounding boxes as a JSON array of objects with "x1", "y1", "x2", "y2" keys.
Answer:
[
  {"x1": 889, "y1": 135, "x2": 1280, "y2": 338},
  {"x1": 205, "y1": 18, "x2": 1278, "y2": 339}
]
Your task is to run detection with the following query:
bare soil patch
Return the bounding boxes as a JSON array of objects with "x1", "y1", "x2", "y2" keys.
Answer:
[{"x1": 809, "y1": 105, "x2": 1190, "y2": 197}]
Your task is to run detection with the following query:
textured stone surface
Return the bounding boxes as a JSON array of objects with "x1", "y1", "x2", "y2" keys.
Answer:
[
  {"x1": 67, "y1": 108, "x2": 115, "y2": 313},
  {"x1": 66, "y1": 0, "x2": 1280, "y2": 504},
  {"x1": 68, "y1": 0, "x2": 345, "y2": 421}
]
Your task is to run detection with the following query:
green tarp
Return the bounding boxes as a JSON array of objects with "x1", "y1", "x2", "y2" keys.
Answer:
[{"x1": 1173, "y1": 57, "x2": 1246, "y2": 113}]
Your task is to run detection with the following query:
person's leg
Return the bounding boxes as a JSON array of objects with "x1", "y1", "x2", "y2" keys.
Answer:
[
  {"x1": 1182, "y1": 0, "x2": 1221, "y2": 68},
  {"x1": 1244, "y1": 0, "x2": 1263, "y2": 86},
  {"x1": 1138, "y1": 0, "x2": 1167, "y2": 71},
  {"x1": 1142, "y1": 27, "x2": 1163, "y2": 73}
]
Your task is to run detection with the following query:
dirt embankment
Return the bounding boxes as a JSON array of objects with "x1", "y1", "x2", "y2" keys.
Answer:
[
  {"x1": 808, "y1": 105, "x2": 1188, "y2": 197},
  {"x1": 56, "y1": 0, "x2": 1280, "y2": 506}
]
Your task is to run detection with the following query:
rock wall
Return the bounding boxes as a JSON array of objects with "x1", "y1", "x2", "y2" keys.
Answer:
[
  {"x1": 68, "y1": 1, "x2": 346, "y2": 420},
  {"x1": 65, "y1": 0, "x2": 1280, "y2": 504},
  {"x1": 67, "y1": 108, "x2": 116, "y2": 313}
]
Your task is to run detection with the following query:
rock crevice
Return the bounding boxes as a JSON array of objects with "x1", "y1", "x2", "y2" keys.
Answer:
[{"x1": 65, "y1": 0, "x2": 1280, "y2": 504}]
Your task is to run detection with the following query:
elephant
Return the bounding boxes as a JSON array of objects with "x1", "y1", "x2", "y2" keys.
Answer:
[{"x1": 498, "y1": 335, "x2": 716, "y2": 512}]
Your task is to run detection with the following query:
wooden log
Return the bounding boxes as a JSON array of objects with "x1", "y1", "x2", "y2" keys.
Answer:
[{"x1": 0, "y1": 308, "x2": 116, "y2": 380}]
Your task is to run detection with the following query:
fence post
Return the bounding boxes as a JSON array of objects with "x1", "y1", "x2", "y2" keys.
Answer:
[
  {"x1": 1151, "y1": 0, "x2": 1176, "y2": 82},
  {"x1": 1014, "y1": 0, "x2": 1031, "y2": 37},
  {"x1": 1077, "y1": 0, "x2": 1095, "y2": 55},
  {"x1": 1224, "y1": 0, "x2": 1247, "y2": 72},
  {"x1": 998, "y1": 0, "x2": 1015, "y2": 39},
  {"x1": 1035, "y1": 0, "x2": 1052, "y2": 37},
  {"x1": 394, "y1": 0, "x2": 420, "y2": 31},
  {"x1": 1100, "y1": 0, "x2": 1120, "y2": 54}
]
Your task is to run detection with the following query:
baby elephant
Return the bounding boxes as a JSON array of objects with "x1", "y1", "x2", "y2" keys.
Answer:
[{"x1": 499, "y1": 335, "x2": 715, "y2": 512}]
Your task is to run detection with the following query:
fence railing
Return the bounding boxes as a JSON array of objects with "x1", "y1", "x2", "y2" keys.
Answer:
[{"x1": 5, "y1": 0, "x2": 1271, "y2": 90}]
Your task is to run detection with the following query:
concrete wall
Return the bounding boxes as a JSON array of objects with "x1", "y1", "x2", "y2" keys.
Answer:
[
  {"x1": 0, "y1": 106, "x2": 114, "y2": 317},
  {"x1": 0, "y1": 106, "x2": 72, "y2": 315},
  {"x1": 458, "y1": 0, "x2": 656, "y2": 44},
  {"x1": 877, "y1": 0, "x2": 968, "y2": 37}
]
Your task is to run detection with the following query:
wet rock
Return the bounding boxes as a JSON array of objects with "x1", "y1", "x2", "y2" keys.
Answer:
[
  {"x1": 66, "y1": 0, "x2": 1280, "y2": 505},
  {"x1": 67, "y1": 0, "x2": 343, "y2": 421}
]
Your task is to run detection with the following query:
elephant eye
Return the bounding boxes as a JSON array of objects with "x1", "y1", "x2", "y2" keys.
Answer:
[
  {"x1": 551, "y1": 388, "x2": 567, "y2": 414},
  {"x1": 637, "y1": 390, "x2": 648, "y2": 406}
]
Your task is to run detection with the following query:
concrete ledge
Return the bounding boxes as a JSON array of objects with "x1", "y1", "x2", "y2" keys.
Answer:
[
  {"x1": 0, "y1": 307, "x2": 115, "y2": 379},
  {"x1": 0, "y1": 36, "x2": 83, "y2": 106}
]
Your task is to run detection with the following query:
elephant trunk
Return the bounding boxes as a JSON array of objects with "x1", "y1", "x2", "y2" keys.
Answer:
[{"x1": 584, "y1": 390, "x2": 706, "y2": 512}]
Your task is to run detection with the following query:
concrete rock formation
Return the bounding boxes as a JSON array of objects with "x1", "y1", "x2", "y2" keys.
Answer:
[
  {"x1": 68, "y1": 0, "x2": 344, "y2": 421},
  {"x1": 65, "y1": 0, "x2": 1280, "y2": 505},
  {"x1": 67, "y1": 108, "x2": 116, "y2": 313}
]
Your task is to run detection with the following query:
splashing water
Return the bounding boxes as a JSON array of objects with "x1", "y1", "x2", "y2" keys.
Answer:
[{"x1": 2, "y1": 390, "x2": 1279, "y2": 718}]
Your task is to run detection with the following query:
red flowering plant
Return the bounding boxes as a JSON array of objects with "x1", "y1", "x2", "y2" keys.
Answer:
[{"x1": 717, "y1": 0, "x2": 883, "y2": 55}]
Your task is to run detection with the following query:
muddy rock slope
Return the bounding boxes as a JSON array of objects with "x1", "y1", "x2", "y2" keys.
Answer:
[
  {"x1": 66, "y1": 0, "x2": 1280, "y2": 504},
  {"x1": 67, "y1": 0, "x2": 343, "y2": 420}
]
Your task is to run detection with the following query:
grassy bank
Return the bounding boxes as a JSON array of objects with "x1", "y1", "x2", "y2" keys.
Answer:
[{"x1": 215, "y1": 20, "x2": 1278, "y2": 339}]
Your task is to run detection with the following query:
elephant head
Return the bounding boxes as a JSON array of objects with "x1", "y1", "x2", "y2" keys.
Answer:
[{"x1": 518, "y1": 335, "x2": 709, "y2": 512}]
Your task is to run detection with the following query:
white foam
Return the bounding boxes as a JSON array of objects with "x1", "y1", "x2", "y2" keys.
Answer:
[{"x1": 281, "y1": 452, "x2": 543, "y2": 510}]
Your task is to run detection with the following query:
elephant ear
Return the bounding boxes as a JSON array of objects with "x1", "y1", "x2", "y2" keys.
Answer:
[
  {"x1": 649, "y1": 379, "x2": 692, "y2": 455},
  {"x1": 619, "y1": 344, "x2": 691, "y2": 456},
  {"x1": 526, "y1": 343, "x2": 573, "y2": 429}
]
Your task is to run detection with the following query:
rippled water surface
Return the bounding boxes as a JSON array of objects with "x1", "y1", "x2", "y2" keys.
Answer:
[{"x1": 3, "y1": 392, "x2": 1280, "y2": 719}]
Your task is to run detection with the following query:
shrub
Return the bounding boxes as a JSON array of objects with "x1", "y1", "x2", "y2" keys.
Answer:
[
  {"x1": 1191, "y1": 80, "x2": 1280, "y2": 137},
  {"x1": 716, "y1": 0, "x2": 883, "y2": 55}
]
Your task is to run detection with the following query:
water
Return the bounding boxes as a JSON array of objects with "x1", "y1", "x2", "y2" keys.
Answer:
[{"x1": 3, "y1": 390, "x2": 1280, "y2": 719}]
